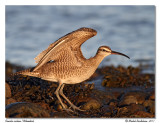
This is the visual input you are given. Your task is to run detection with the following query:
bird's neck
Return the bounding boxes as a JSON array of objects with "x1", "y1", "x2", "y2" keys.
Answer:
[{"x1": 90, "y1": 52, "x2": 106, "y2": 68}]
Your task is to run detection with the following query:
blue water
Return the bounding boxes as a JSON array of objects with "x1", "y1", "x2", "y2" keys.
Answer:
[{"x1": 5, "y1": 6, "x2": 155, "y2": 72}]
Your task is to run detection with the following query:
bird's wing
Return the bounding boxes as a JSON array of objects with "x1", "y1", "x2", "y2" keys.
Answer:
[{"x1": 33, "y1": 27, "x2": 97, "y2": 71}]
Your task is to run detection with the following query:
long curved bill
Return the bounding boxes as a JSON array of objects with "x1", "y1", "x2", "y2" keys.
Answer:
[{"x1": 111, "y1": 50, "x2": 130, "y2": 59}]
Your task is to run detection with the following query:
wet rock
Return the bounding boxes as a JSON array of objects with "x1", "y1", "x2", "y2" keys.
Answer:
[
  {"x1": 149, "y1": 91, "x2": 155, "y2": 100},
  {"x1": 76, "y1": 96, "x2": 93, "y2": 105},
  {"x1": 131, "y1": 111, "x2": 154, "y2": 118},
  {"x1": 117, "y1": 107, "x2": 128, "y2": 117},
  {"x1": 143, "y1": 100, "x2": 155, "y2": 114},
  {"x1": 127, "y1": 104, "x2": 145, "y2": 114},
  {"x1": 91, "y1": 89, "x2": 115, "y2": 104},
  {"x1": 51, "y1": 111, "x2": 78, "y2": 118},
  {"x1": 117, "y1": 104, "x2": 145, "y2": 117},
  {"x1": 119, "y1": 91, "x2": 147, "y2": 106},
  {"x1": 5, "y1": 83, "x2": 11, "y2": 98},
  {"x1": 8, "y1": 77, "x2": 57, "y2": 104},
  {"x1": 6, "y1": 102, "x2": 50, "y2": 118},
  {"x1": 143, "y1": 100, "x2": 154, "y2": 107},
  {"x1": 100, "y1": 105, "x2": 112, "y2": 117},
  {"x1": 35, "y1": 102, "x2": 50, "y2": 111},
  {"x1": 119, "y1": 96, "x2": 137, "y2": 106},
  {"x1": 6, "y1": 62, "x2": 155, "y2": 118},
  {"x1": 112, "y1": 91, "x2": 123, "y2": 99},
  {"x1": 109, "y1": 99, "x2": 118, "y2": 107},
  {"x1": 6, "y1": 98, "x2": 16, "y2": 105},
  {"x1": 81, "y1": 99, "x2": 101, "y2": 110},
  {"x1": 101, "y1": 65, "x2": 154, "y2": 87}
]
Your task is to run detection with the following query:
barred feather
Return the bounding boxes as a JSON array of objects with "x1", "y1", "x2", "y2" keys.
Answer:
[{"x1": 12, "y1": 68, "x2": 39, "y2": 77}]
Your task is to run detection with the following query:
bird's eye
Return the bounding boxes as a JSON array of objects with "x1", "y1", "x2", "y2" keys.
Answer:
[{"x1": 102, "y1": 49, "x2": 106, "y2": 52}]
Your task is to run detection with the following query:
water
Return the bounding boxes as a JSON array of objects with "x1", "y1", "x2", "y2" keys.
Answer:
[{"x1": 5, "y1": 6, "x2": 155, "y2": 73}]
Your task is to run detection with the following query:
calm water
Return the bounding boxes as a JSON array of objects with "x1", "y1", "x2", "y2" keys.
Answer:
[{"x1": 5, "y1": 6, "x2": 155, "y2": 73}]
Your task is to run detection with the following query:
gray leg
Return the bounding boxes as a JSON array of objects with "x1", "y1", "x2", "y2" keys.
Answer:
[
  {"x1": 55, "y1": 83, "x2": 73, "y2": 112},
  {"x1": 59, "y1": 84, "x2": 85, "y2": 111}
]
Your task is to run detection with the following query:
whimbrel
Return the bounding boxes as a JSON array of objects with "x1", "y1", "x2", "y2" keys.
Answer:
[{"x1": 15, "y1": 27, "x2": 130, "y2": 112}]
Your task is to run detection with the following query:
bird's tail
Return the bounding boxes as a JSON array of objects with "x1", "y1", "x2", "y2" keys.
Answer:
[{"x1": 12, "y1": 68, "x2": 39, "y2": 77}]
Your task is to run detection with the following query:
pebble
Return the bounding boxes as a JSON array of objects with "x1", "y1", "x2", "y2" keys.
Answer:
[
  {"x1": 56, "y1": 103, "x2": 68, "y2": 111},
  {"x1": 81, "y1": 99, "x2": 101, "y2": 110},
  {"x1": 6, "y1": 102, "x2": 50, "y2": 118}
]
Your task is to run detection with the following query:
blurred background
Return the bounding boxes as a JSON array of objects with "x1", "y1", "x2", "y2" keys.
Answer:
[{"x1": 5, "y1": 5, "x2": 155, "y2": 73}]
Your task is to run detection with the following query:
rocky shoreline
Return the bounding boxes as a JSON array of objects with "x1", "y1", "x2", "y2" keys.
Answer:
[{"x1": 5, "y1": 61, "x2": 155, "y2": 118}]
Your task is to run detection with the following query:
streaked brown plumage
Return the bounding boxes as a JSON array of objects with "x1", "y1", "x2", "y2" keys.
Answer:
[{"x1": 15, "y1": 27, "x2": 130, "y2": 112}]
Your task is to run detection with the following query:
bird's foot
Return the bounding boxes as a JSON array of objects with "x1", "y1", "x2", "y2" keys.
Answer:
[
  {"x1": 69, "y1": 104, "x2": 85, "y2": 112},
  {"x1": 63, "y1": 108, "x2": 73, "y2": 112},
  {"x1": 61, "y1": 105, "x2": 84, "y2": 115},
  {"x1": 62, "y1": 107, "x2": 79, "y2": 115}
]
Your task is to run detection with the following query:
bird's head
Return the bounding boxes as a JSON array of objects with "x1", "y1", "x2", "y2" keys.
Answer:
[{"x1": 97, "y1": 46, "x2": 130, "y2": 59}]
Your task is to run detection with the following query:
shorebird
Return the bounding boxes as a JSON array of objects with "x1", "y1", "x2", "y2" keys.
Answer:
[{"x1": 15, "y1": 27, "x2": 130, "y2": 112}]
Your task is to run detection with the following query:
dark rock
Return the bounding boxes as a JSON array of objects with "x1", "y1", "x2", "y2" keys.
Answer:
[
  {"x1": 127, "y1": 104, "x2": 145, "y2": 114},
  {"x1": 112, "y1": 91, "x2": 123, "y2": 99},
  {"x1": 101, "y1": 65, "x2": 154, "y2": 87},
  {"x1": 119, "y1": 91, "x2": 147, "y2": 106},
  {"x1": 81, "y1": 99, "x2": 101, "y2": 110},
  {"x1": 109, "y1": 99, "x2": 118, "y2": 107},
  {"x1": 5, "y1": 83, "x2": 11, "y2": 98},
  {"x1": 35, "y1": 102, "x2": 50, "y2": 111},
  {"x1": 51, "y1": 111, "x2": 78, "y2": 118},
  {"x1": 149, "y1": 91, "x2": 155, "y2": 100},
  {"x1": 117, "y1": 104, "x2": 145, "y2": 117},
  {"x1": 119, "y1": 96, "x2": 137, "y2": 106},
  {"x1": 131, "y1": 111, "x2": 154, "y2": 118},
  {"x1": 101, "y1": 105, "x2": 112, "y2": 117},
  {"x1": 91, "y1": 89, "x2": 115, "y2": 104},
  {"x1": 6, "y1": 102, "x2": 50, "y2": 118},
  {"x1": 5, "y1": 62, "x2": 155, "y2": 118},
  {"x1": 143, "y1": 100, "x2": 155, "y2": 114},
  {"x1": 6, "y1": 98, "x2": 16, "y2": 105},
  {"x1": 74, "y1": 96, "x2": 92, "y2": 106},
  {"x1": 143, "y1": 100, "x2": 154, "y2": 107}
]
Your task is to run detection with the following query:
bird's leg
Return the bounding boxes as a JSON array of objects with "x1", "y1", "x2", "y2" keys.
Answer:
[
  {"x1": 59, "y1": 84, "x2": 85, "y2": 112},
  {"x1": 55, "y1": 83, "x2": 73, "y2": 112}
]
